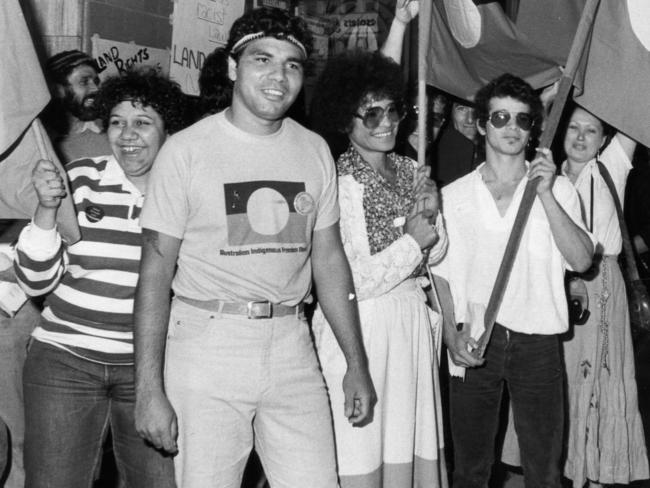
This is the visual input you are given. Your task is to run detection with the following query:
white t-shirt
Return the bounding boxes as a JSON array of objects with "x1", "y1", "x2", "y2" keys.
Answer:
[
  {"x1": 432, "y1": 163, "x2": 593, "y2": 335},
  {"x1": 561, "y1": 135, "x2": 632, "y2": 255},
  {"x1": 140, "y1": 111, "x2": 340, "y2": 306}
]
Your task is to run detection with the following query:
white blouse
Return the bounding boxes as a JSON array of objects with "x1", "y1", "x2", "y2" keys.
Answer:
[
  {"x1": 431, "y1": 164, "x2": 594, "y2": 335},
  {"x1": 337, "y1": 174, "x2": 448, "y2": 301},
  {"x1": 561, "y1": 135, "x2": 632, "y2": 255}
]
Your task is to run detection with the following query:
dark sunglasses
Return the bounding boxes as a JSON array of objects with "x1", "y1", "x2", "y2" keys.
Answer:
[
  {"x1": 488, "y1": 110, "x2": 534, "y2": 131},
  {"x1": 354, "y1": 103, "x2": 405, "y2": 129}
]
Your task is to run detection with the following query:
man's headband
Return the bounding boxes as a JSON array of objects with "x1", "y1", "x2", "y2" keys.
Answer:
[{"x1": 230, "y1": 32, "x2": 307, "y2": 59}]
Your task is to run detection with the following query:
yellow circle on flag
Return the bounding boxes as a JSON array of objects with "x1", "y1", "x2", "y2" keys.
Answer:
[
  {"x1": 628, "y1": 0, "x2": 650, "y2": 51},
  {"x1": 444, "y1": 0, "x2": 481, "y2": 49},
  {"x1": 247, "y1": 188, "x2": 290, "y2": 235}
]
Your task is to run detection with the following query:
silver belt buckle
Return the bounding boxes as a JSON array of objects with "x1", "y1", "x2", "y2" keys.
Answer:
[{"x1": 247, "y1": 300, "x2": 272, "y2": 319}]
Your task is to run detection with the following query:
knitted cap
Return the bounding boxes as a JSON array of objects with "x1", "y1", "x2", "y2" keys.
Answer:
[{"x1": 46, "y1": 50, "x2": 97, "y2": 84}]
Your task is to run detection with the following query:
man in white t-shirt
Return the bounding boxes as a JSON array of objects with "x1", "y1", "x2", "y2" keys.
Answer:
[
  {"x1": 132, "y1": 7, "x2": 375, "y2": 488},
  {"x1": 431, "y1": 74, "x2": 594, "y2": 488}
]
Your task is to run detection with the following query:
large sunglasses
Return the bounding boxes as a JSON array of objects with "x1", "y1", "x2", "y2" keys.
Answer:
[
  {"x1": 354, "y1": 103, "x2": 406, "y2": 129},
  {"x1": 488, "y1": 110, "x2": 534, "y2": 131}
]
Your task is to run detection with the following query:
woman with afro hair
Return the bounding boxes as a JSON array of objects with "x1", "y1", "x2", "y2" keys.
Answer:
[{"x1": 310, "y1": 48, "x2": 449, "y2": 487}]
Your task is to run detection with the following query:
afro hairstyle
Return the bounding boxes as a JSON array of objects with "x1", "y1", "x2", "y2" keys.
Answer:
[
  {"x1": 310, "y1": 49, "x2": 405, "y2": 136},
  {"x1": 95, "y1": 68, "x2": 188, "y2": 135}
]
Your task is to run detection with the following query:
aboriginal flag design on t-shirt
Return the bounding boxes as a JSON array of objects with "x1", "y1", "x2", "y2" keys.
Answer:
[{"x1": 224, "y1": 180, "x2": 309, "y2": 246}]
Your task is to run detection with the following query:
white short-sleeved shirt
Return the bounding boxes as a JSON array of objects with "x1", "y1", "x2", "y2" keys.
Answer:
[
  {"x1": 561, "y1": 135, "x2": 632, "y2": 255},
  {"x1": 140, "y1": 111, "x2": 340, "y2": 306},
  {"x1": 431, "y1": 163, "x2": 594, "y2": 335}
]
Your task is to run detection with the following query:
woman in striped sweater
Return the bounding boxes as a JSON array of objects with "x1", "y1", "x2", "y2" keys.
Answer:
[{"x1": 15, "y1": 69, "x2": 186, "y2": 488}]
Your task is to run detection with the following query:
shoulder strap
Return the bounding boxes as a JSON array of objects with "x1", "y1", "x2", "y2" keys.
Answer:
[{"x1": 596, "y1": 161, "x2": 639, "y2": 281}]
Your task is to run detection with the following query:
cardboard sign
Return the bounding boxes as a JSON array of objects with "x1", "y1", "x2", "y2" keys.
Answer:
[
  {"x1": 91, "y1": 35, "x2": 170, "y2": 81},
  {"x1": 169, "y1": 0, "x2": 245, "y2": 95},
  {"x1": 255, "y1": 0, "x2": 289, "y2": 10},
  {"x1": 329, "y1": 12, "x2": 379, "y2": 54}
]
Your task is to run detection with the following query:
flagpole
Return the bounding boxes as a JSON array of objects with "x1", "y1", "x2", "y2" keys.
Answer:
[
  {"x1": 418, "y1": 19, "x2": 456, "y2": 479},
  {"x1": 473, "y1": 0, "x2": 602, "y2": 358},
  {"x1": 417, "y1": 0, "x2": 431, "y2": 170}
]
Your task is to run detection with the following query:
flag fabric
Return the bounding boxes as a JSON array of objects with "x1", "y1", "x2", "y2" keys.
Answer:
[
  {"x1": 0, "y1": 0, "x2": 80, "y2": 243},
  {"x1": 514, "y1": 0, "x2": 585, "y2": 66},
  {"x1": 0, "y1": 0, "x2": 49, "y2": 155},
  {"x1": 574, "y1": 0, "x2": 650, "y2": 149},
  {"x1": 427, "y1": 0, "x2": 561, "y2": 101}
]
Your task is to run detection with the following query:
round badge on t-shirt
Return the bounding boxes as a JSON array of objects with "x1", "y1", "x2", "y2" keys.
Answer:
[
  {"x1": 294, "y1": 192, "x2": 315, "y2": 216},
  {"x1": 85, "y1": 205, "x2": 105, "y2": 223}
]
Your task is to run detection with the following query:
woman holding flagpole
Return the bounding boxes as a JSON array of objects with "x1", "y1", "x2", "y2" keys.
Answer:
[{"x1": 309, "y1": 6, "x2": 449, "y2": 482}]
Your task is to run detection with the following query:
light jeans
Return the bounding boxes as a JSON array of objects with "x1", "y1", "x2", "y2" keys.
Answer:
[{"x1": 165, "y1": 298, "x2": 338, "y2": 488}]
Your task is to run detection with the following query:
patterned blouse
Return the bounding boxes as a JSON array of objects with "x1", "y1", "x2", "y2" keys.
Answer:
[{"x1": 337, "y1": 145, "x2": 417, "y2": 255}]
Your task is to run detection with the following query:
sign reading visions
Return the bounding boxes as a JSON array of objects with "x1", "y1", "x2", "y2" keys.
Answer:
[{"x1": 170, "y1": 0, "x2": 245, "y2": 95}]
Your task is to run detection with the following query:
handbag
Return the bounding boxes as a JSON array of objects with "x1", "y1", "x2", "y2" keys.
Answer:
[
  {"x1": 567, "y1": 271, "x2": 590, "y2": 325},
  {"x1": 597, "y1": 161, "x2": 650, "y2": 332},
  {"x1": 566, "y1": 174, "x2": 595, "y2": 326}
]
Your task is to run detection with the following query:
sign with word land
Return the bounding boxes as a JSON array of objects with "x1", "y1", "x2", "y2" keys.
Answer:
[
  {"x1": 91, "y1": 35, "x2": 170, "y2": 80},
  {"x1": 170, "y1": 0, "x2": 245, "y2": 95}
]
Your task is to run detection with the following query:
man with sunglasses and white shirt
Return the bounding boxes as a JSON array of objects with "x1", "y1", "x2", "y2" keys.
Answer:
[
  {"x1": 430, "y1": 74, "x2": 594, "y2": 488},
  {"x1": 133, "y1": 7, "x2": 375, "y2": 488}
]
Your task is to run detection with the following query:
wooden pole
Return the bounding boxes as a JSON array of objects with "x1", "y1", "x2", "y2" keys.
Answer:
[{"x1": 417, "y1": 0, "x2": 431, "y2": 170}]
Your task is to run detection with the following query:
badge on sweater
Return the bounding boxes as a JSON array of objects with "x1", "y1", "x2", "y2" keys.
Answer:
[{"x1": 85, "y1": 205, "x2": 105, "y2": 223}]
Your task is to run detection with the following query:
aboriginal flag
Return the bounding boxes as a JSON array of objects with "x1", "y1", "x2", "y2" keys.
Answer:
[
  {"x1": 427, "y1": 0, "x2": 561, "y2": 101},
  {"x1": 574, "y1": 0, "x2": 650, "y2": 148},
  {"x1": 0, "y1": 0, "x2": 79, "y2": 242},
  {"x1": 224, "y1": 180, "x2": 309, "y2": 247}
]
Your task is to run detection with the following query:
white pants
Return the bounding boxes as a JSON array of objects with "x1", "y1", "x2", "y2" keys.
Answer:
[{"x1": 165, "y1": 298, "x2": 339, "y2": 488}]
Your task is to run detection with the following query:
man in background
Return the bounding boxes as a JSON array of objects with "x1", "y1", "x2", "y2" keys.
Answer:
[
  {"x1": 42, "y1": 50, "x2": 110, "y2": 163},
  {"x1": 435, "y1": 99, "x2": 478, "y2": 186}
]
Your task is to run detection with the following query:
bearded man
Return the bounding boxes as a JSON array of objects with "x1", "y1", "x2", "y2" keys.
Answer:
[{"x1": 43, "y1": 50, "x2": 111, "y2": 164}]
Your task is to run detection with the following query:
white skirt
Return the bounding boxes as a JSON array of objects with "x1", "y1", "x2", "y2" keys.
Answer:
[{"x1": 312, "y1": 279, "x2": 448, "y2": 488}]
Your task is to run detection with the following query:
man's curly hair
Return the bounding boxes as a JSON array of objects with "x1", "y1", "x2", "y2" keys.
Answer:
[
  {"x1": 226, "y1": 7, "x2": 313, "y2": 60},
  {"x1": 311, "y1": 50, "x2": 405, "y2": 135},
  {"x1": 474, "y1": 73, "x2": 543, "y2": 144},
  {"x1": 95, "y1": 69, "x2": 188, "y2": 134}
]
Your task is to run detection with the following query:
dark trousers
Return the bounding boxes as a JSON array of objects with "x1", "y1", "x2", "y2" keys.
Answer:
[
  {"x1": 23, "y1": 340, "x2": 175, "y2": 488},
  {"x1": 450, "y1": 324, "x2": 564, "y2": 488}
]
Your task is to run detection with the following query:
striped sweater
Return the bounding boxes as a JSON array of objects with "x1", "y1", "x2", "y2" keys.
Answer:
[{"x1": 15, "y1": 155, "x2": 144, "y2": 364}]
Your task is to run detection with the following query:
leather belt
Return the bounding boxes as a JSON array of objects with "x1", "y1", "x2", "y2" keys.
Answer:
[{"x1": 177, "y1": 296, "x2": 304, "y2": 319}]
